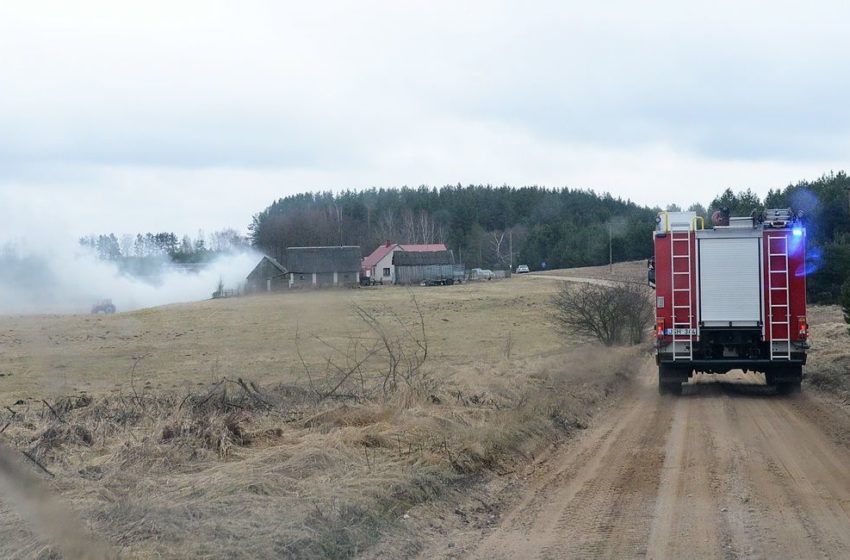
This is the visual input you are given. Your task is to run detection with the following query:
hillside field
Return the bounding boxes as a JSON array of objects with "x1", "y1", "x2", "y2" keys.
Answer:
[{"x1": 0, "y1": 265, "x2": 845, "y2": 559}]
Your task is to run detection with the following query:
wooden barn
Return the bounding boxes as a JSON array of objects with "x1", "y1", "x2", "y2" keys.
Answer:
[
  {"x1": 245, "y1": 256, "x2": 288, "y2": 293},
  {"x1": 286, "y1": 246, "x2": 361, "y2": 288},
  {"x1": 393, "y1": 250, "x2": 463, "y2": 285}
]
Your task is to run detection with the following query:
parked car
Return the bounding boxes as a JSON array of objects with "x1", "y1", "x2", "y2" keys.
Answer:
[{"x1": 516, "y1": 264, "x2": 530, "y2": 273}]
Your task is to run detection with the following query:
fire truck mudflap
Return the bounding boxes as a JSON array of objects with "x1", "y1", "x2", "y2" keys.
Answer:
[{"x1": 651, "y1": 209, "x2": 808, "y2": 395}]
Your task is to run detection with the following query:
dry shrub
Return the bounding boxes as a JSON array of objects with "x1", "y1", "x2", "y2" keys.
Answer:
[
  {"x1": 552, "y1": 282, "x2": 653, "y2": 345},
  {"x1": 805, "y1": 305, "x2": 850, "y2": 399},
  {"x1": 294, "y1": 294, "x2": 438, "y2": 407},
  {"x1": 160, "y1": 410, "x2": 252, "y2": 458},
  {"x1": 30, "y1": 424, "x2": 94, "y2": 461}
]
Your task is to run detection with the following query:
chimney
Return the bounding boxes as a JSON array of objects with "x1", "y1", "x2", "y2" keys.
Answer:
[{"x1": 385, "y1": 240, "x2": 391, "y2": 247}]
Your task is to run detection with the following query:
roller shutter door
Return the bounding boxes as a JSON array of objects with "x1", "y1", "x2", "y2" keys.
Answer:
[{"x1": 699, "y1": 237, "x2": 762, "y2": 326}]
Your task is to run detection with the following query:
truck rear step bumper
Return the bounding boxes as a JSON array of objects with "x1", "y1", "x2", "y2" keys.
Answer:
[{"x1": 681, "y1": 359, "x2": 804, "y2": 368}]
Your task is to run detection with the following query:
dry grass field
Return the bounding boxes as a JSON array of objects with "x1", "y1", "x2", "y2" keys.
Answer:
[
  {"x1": 1, "y1": 266, "x2": 845, "y2": 559},
  {"x1": 0, "y1": 275, "x2": 569, "y2": 403},
  {"x1": 0, "y1": 272, "x2": 642, "y2": 558}
]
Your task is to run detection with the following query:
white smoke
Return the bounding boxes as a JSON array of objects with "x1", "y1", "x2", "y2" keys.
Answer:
[{"x1": 0, "y1": 236, "x2": 261, "y2": 315}]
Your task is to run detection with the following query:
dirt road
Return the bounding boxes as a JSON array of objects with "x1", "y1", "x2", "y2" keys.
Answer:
[{"x1": 424, "y1": 363, "x2": 850, "y2": 559}]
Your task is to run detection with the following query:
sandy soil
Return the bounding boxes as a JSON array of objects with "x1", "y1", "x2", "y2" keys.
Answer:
[{"x1": 415, "y1": 357, "x2": 850, "y2": 560}]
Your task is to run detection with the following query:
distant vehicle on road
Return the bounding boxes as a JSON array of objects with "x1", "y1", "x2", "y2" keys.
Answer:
[
  {"x1": 91, "y1": 299, "x2": 116, "y2": 314},
  {"x1": 516, "y1": 264, "x2": 530, "y2": 273}
]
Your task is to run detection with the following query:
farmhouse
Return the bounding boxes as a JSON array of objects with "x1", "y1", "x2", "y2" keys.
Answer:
[
  {"x1": 361, "y1": 242, "x2": 448, "y2": 284},
  {"x1": 286, "y1": 246, "x2": 361, "y2": 288},
  {"x1": 246, "y1": 256, "x2": 288, "y2": 293},
  {"x1": 393, "y1": 250, "x2": 462, "y2": 285}
]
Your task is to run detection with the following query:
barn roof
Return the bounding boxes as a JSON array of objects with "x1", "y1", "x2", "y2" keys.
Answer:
[
  {"x1": 246, "y1": 256, "x2": 287, "y2": 280},
  {"x1": 286, "y1": 246, "x2": 361, "y2": 273},
  {"x1": 362, "y1": 243, "x2": 448, "y2": 270},
  {"x1": 392, "y1": 250, "x2": 455, "y2": 266}
]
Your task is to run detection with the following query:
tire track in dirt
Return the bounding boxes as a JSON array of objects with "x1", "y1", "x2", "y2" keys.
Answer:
[{"x1": 421, "y1": 361, "x2": 850, "y2": 560}]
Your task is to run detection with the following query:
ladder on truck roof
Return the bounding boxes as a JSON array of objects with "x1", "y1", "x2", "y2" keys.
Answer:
[
  {"x1": 670, "y1": 228, "x2": 694, "y2": 361},
  {"x1": 767, "y1": 234, "x2": 791, "y2": 360}
]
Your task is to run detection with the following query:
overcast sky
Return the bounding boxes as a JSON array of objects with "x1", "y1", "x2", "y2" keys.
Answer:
[{"x1": 2, "y1": 0, "x2": 849, "y2": 239}]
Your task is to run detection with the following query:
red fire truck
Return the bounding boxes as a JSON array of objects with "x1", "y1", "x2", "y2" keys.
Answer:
[{"x1": 650, "y1": 208, "x2": 809, "y2": 395}]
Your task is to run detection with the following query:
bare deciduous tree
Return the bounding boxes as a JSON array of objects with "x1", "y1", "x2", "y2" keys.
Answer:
[
  {"x1": 490, "y1": 231, "x2": 507, "y2": 267},
  {"x1": 375, "y1": 210, "x2": 398, "y2": 245}
]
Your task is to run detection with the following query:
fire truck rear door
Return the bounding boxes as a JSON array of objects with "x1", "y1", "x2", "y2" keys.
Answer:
[{"x1": 698, "y1": 236, "x2": 762, "y2": 327}]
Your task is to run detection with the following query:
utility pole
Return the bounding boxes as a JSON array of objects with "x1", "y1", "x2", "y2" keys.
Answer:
[{"x1": 608, "y1": 222, "x2": 613, "y2": 274}]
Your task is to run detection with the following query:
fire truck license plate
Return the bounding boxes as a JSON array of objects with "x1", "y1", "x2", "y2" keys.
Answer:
[{"x1": 664, "y1": 328, "x2": 697, "y2": 335}]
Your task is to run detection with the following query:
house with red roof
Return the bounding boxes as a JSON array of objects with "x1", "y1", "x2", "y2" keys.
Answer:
[{"x1": 361, "y1": 241, "x2": 448, "y2": 284}]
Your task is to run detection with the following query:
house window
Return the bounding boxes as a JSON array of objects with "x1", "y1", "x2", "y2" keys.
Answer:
[{"x1": 383, "y1": 267, "x2": 391, "y2": 277}]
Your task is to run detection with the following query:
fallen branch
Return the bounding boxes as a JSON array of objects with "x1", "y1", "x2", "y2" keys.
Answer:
[
  {"x1": 21, "y1": 450, "x2": 54, "y2": 478},
  {"x1": 41, "y1": 400, "x2": 66, "y2": 423},
  {"x1": 236, "y1": 378, "x2": 274, "y2": 409}
]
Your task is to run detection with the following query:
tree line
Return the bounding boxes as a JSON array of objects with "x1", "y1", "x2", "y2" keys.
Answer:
[
  {"x1": 700, "y1": 172, "x2": 850, "y2": 303},
  {"x1": 249, "y1": 174, "x2": 850, "y2": 303},
  {"x1": 79, "y1": 229, "x2": 248, "y2": 263},
  {"x1": 249, "y1": 186, "x2": 657, "y2": 271},
  {"x1": 79, "y1": 173, "x2": 849, "y2": 303}
]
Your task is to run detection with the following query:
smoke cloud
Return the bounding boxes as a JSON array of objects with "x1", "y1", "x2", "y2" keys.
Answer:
[{"x1": 0, "y1": 238, "x2": 260, "y2": 315}]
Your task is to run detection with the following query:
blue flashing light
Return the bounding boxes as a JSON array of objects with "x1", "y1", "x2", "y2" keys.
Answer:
[{"x1": 792, "y1": 228, "x2": 803, "y2": 237}]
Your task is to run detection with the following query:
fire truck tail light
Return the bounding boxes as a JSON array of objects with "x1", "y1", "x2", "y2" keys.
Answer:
[
  {"x1": 656, "y1": 319, "x2": 665, "y2": 338},
  {"x1": 798, "y1": 317, "x2": 809, "y2": 339}
]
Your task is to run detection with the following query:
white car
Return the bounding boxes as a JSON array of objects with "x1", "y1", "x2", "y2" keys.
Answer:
[{"x1": 516, "y1": 264, "x2": 530, "y2": 273}]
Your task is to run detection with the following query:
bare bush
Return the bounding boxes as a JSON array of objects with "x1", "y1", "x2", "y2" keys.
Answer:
[
  {"x1": 552, "y1": 281, "x2": 653, "y2": 345},
  {"x1": 295, "y1": 293, "x2": 434, "y2": 403}
]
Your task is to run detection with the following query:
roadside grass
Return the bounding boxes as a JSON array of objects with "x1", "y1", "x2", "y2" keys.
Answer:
[
  {"x1": 0, "y1": 344, "x2": 640, "y2": 558},
  {"x1": 0, "y1": 268, "x2": 644, "y2": 558},
  {"x1": 805, "y1": 305, "x2": 850, "y2": 400}
]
